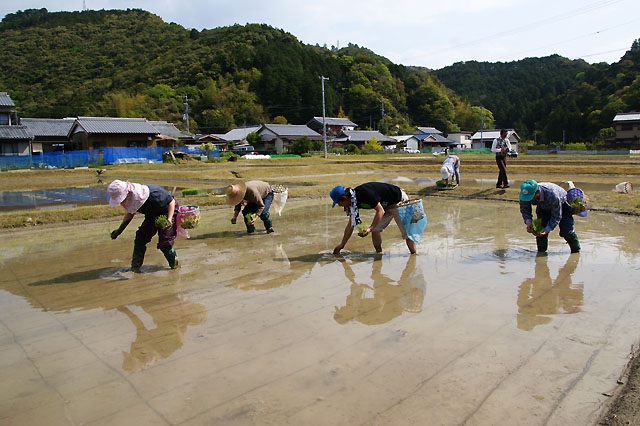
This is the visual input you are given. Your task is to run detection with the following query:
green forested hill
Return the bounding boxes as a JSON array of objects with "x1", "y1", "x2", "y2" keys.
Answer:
[
  {"x1": 1, "y1": 8, "x2": 638, "y2": 143},
  {"x1": 435, "y1": 43, "x2": 640, "y2": 143},
  {"x1": 0, "y1": 8, "x2": 460, "y2": 135}
]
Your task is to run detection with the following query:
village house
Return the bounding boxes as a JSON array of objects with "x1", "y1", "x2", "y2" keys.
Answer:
[
  {"x1": 222, "y1": 125, "x2": 261, "y2": 144},
  {"x1": 415, "y1": 126, "x2": 443, "y2": 135},
  {"x1": 149, "y1": 120, "x2": 194, "y2": 148},
  {"x1": 470, "y1": 129, "x2": 520, "y2": 151},
  {"x1": 192, "y1": 134, "x2": 227, "y2": 152},
  {"x1": 21, "y1": 118, "x2": 75, "y2": 153},
  {"x1": 394, "y1": 135, "x2": 421, "y2": 151},
  {"x1": 68, "y1": 117, "x2": 160, "y2": 150},
  {"x1": 306, "y1": 117, "x2": 357, "y2": 137},
  {"x1": 446, "y1": 131, "x2": 473, "y2": 149},
  {"x1": 0, "y1": 92, "x2": 32, "y2": 156},
  {"x1": 257, "y1": 124, "x2": 322, "y2": 153},
  {"x1": 415, "y1": 133, "x2": 456, "y2": 150},
  {"x1": 611, "y1": 113, "x2": 640, "y2": 149},
  {"x1": 333, "y1": 130, "x2": 396, "y2": 149}
]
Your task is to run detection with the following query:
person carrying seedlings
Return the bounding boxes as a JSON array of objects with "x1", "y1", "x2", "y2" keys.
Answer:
[
  {"x1": 226, "y1": 180, "x2": 275, "y2": 234},
  {"x1": 440, "y1": 154, "x2": 460, "y2": 186},
  {"x1": 107, "y1": 180, "x2": 180, "y2": 272},
  {"x1": 519, "y1": 179, "x2": 581, "y2": 253},
  {"x1": 491, "y1": 129, "x2": 512, "y2": 188},
  {"x1": 330, "y1": 182, "x2": 416, "y2": 255}
]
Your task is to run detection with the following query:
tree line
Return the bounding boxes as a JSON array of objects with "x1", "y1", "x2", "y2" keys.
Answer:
[{"x1": 1, "y1": 8, "x2": 638, "y2": 144}]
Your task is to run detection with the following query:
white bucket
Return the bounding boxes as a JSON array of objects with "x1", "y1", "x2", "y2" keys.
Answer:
[{"x1": 615, "y1": 182, "x2": 633, "y2": 194}]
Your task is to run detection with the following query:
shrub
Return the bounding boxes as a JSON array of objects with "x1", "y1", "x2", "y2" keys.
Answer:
[
  {"x1": 331, "y1": 147, "x2": 345, "y2": 155},
  {"x1": 345, "y1": 144, "x2": 360, "y2": 154},
  {"x1": 565, "y1": 142, "x2": 587, "y2": 151},
  {"x1": 363, "y1": 137, "x2": 382, "y2": 152},
  {"x1": 301, "y1": 153, "x2": 312, "y2": 157},
  {"x1": 290, "y1": 137, "x2": 313, "y2": 154}
]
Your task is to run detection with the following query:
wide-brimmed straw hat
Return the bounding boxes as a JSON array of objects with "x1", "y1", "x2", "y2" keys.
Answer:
[{"x1": 225, "y1": 180, "x2": 247, "y2": 205}]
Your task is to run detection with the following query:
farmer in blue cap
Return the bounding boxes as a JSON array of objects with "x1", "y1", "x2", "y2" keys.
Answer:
[
  {"x1": 519, "y1": 179, "x2": 581, "y2": 253},
  {"x1": 330, "y1": 182, "x2": 416, "y2": 255}
]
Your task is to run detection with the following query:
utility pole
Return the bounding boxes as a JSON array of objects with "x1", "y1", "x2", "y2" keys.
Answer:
[
  {"x1": 480, "y1": 106, "x2": 484, "y2": 149},
  {"x1": 381, "y1": 100, "x2": 385, "y2": 131},
  {"x1": 182, "y1": 96, "x2": 190, "y2": 134},
  {"x1": 320, "y1": 76, "x2": 329, "y2": 159}
]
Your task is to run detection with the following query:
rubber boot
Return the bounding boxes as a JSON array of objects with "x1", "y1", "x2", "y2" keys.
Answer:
[
  {"x1": 131, "y1": 241, "x2": 147, "y2": 273},
  {"x1": 160, "y1": 246, "x2": 180, "y2": 269},
  {"x1": 536, "y1": 235, "x2": 548, "y2": 253},
  {"x1": 564, "y1": 232, "x2": 581, "y2": 253},
  {"x1": 261, "y1": 212, "x2": 274, "y2": 233}
]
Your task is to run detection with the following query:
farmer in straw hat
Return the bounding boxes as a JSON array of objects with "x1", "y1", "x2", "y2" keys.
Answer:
[
  {"x1": 330, "y1": 182, "x2": 416, "y2": 255},
  {"x1": 440, "y1": 154, "x2": 460, "y2": 186},
  {"x1": 519, "y1": 179, "x2": 581, "y2": 253},
  {"x1": 107, "y1": 180, "x2": 180, "y2": 272},
  {"x1": 226, "y1": 180, "x2": 275, "y2": 234}
]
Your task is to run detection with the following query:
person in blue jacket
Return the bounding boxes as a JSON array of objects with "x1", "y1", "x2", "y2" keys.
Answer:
[{"x1": 519, "y1": 179, "x2": 581, "y2": 253}]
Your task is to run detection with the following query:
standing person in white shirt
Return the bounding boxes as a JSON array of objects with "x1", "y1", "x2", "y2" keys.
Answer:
[{"x1": 491, "y1": 129, "x2": 513, "y2": 188}]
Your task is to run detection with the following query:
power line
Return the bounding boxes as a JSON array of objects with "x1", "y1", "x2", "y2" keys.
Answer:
[
  {"x1": 494, "y1": 17, "x2": 640, "y2": 61},
  {"x1": 425, "y1": 0, "x2": 626, "y2": 56}
]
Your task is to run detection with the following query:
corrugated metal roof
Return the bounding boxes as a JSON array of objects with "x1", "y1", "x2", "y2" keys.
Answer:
[
  {"x1": 75, "y1": 117, "x2": 159, "y2": 134},
  {"x1": 309, "y1": 117, "x2": 357, "y2": 127},
  {"x1": 149, "y1": 121, "x2": 193, "y2": 139},
  {"x1": 223, "y1": 126, "x2": 261, "y2": 141},
  {"x1": 0, "y1": 92, "x2": 16, "y2": 108},
  {"x1": 334, "y1": 130, "x2": 396, "y2": 143},
  {"x1": 260, "y1": 124, "x2": 322, "y2": 139},
  {"x1": 21, "y1": 118, "x2": 75, "y2": 137},
  {"x1": 416, "y1": 126, "x2": 443, "y2": 135},
  {"x1": 0, "y1": 125, "x2": 32, "y2": 140},
  {"x1": 422, "y1": 134, "x2": 455, "y2": 144},
  {"x1": 613, "y1": 113, "x2": 640, "y2": 122},
  {"x1": 470, "y1": 129, "x2": 520, "y2": 141}
]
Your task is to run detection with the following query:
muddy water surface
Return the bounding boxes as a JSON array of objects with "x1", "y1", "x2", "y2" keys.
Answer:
[{"x1": 1, "y1": 199, "x2": 639, "y2": 425}]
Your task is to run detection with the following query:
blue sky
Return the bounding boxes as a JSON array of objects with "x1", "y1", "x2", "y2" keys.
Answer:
[{"x1": 3, "y1": 0, "x2": 639, "y2": 69}]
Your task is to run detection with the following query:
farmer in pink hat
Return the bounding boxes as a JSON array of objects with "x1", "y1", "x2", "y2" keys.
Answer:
[{"x1": 107, "y1": 180, "x2": 180, "y2": 272}]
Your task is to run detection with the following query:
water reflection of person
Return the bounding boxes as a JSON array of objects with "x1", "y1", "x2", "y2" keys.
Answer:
[
  {"x1": 334, "y1": 255, "x2": 426, "y2": 325},
  {"x1": 118, "y1": 294, "x2": 206, "y2": 372},
  {"x1": 517, "y1": 254, "x2": 583, "y2": 331}
]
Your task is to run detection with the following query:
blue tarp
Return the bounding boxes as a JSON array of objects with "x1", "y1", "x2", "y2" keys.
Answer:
[{"x1": 2, "y1": 145, "x2": 216, "y2": 169}]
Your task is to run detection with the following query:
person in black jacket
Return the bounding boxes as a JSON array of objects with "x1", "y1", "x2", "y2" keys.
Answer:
[
  {"x1": 330, "y1": 182, "x2": 416, "y2": 254},
  {"x1": 108, "y1": 180, "x2": 180, "y2": 272}
]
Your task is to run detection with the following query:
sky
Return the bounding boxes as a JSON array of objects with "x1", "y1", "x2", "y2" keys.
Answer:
[{"x1": 2, "y1": 0, "x2": 639, "y2": 69}]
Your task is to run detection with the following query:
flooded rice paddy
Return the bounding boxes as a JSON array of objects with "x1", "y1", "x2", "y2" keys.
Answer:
[{"x1": 1, "y1": 198, "x2": 639, "y2": 425}]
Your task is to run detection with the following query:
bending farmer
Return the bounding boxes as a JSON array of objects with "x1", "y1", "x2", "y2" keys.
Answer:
[
  {"x1": 330, "y1": 182, "x2": 416, "y2": 254},
  {"x1": 491, "y1": 129, "x2": 512, "y2": 188},
  {"x1": 519, "y1": 179, "x2": 581, "y2": 253},
  {"x1": 108, "y1": 180, "x2": 180, "y2": 272},
  {"x1": 226, "y1": 180, "x2": 275, "y2": 234},
  {"x1": 440, "y1": 154, "x2": 460, "y2": 186}
]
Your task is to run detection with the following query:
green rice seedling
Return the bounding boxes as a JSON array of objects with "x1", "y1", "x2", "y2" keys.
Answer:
[
  {"x1": 155, "y1": 215, "x2": 170, "y2": 230},
  {"x1": 532, "y1": 218, "x2": 543, "y2": 234},
  {"x1": 181, "y1": 188, "x2": 199, "y2": 196}
]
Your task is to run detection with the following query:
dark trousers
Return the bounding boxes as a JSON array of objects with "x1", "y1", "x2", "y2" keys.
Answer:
[
  {"x1": 496, "y1": 154, "x2": 508, "y2": 187},
  {"x1": 537, "y1": 202, "x2": 575, "y2": 237},
  {"x1": 135, "y1": 204, "x2": 179, "y2": 249}
]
